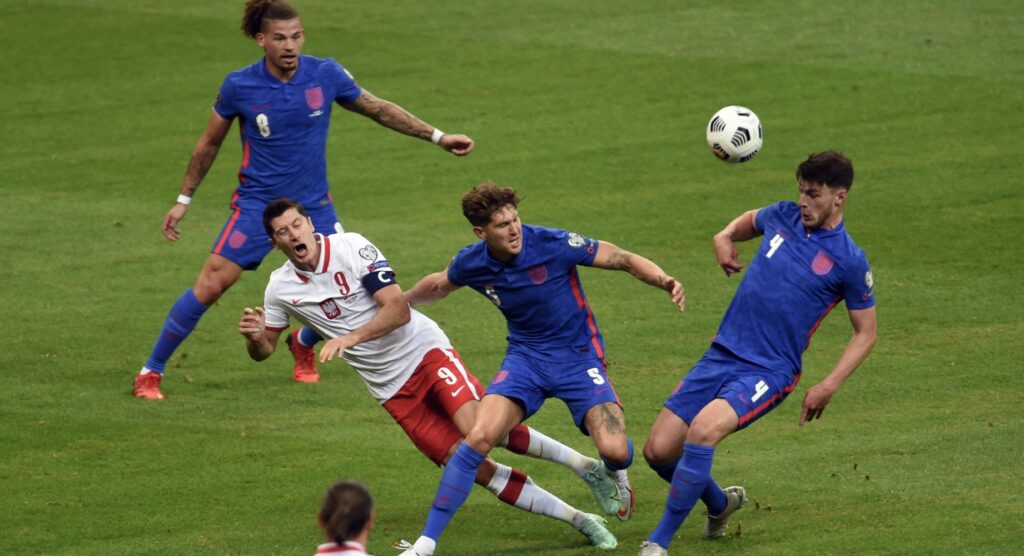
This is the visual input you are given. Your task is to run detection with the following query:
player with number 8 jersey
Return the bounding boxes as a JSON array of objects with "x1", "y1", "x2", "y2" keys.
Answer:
[{"x1": 240, "y1": 199, "x2": 622, "y2": 551}]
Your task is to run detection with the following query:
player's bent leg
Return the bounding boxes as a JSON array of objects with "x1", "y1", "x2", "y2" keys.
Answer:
[
  {"x1": 478, "y1": 457, "x2": 617, "y2": 550},
  {"x1": 464, "y1": 394, "x2": 524, "y2": 456},
  {"x1": 135, "y1": 254, "x2": 243, "y2": 399},
  {"x1": 584, "y1": 402, "x2": 634, "y2": 520},
  {"x1": 286, "y1": 327, "x2": 320, "y2": 383},
  {"x1": 644, "y1": 407, "x2": 691, "y2": 481},
  {"x1": 192, "y1": 253, "x2": 244, "y2": 305},
  {"x1": 645, "y1": 400, "x2": 739, "y2": 550},
  {"x1": 502, "y1": 424, "x2": 597, "y2": 475}
]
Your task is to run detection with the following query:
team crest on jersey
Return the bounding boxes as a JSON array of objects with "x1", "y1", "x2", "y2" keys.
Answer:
[
  {"x1": 358, "y1": 245, "x2": 378, "y2": 261},
  {"x1": 527, "y1": 264, "x2": 548, "y2": 284},
  {"x1": 305, "y1": 87, "x2": 324, "y2": 110},
  {"x1": 319, "y1": 298, "x2": 342, "y2": 319},
  {"x1": 228, "y1": 230, "x2": 248, "y2": 249},
  {"x1": 811, "y1": 250, "x2": 834, "y2": 275},
  {"x1": 567, "y1": 232, "x2": 585, "y2": 248}
]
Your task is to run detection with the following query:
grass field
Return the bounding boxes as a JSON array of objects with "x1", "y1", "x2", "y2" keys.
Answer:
[{"x1": 2, "y1": 1, "x2": 1022, "y2": 554}]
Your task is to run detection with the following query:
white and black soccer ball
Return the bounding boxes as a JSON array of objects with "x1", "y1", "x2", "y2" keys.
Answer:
[{"x1": 706, "y1": 106, "x2": 763, "y2": 163}]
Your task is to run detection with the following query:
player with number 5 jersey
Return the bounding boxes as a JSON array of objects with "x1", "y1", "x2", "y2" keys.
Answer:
[
  {"x1": 240, "y1": 199, "x2": 621, "y2": 551},
  {"x1": 396, "y1": 182, "x2": 686, "y2": 556},
  {"x1": 638, "y1": 151, "x2": 878, "y2": 556}
]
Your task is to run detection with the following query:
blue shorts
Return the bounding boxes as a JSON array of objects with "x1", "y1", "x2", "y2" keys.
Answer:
[
  {"x1": 486, "y1": 350, "x2": 621, "y2": 435},
  {"x1": 211, "y1": 196, "x2": 341, "y2": 270},
  {"x1": 664, "y1": 344, "x2": 802, "y2": 430}
]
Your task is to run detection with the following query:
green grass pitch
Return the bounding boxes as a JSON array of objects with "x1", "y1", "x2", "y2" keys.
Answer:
[{"x1": 1, "y1": 1, "x2": 1022, "y2": 554}]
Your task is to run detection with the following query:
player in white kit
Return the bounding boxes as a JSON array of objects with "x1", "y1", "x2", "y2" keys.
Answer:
[{"x1": 239, "y1": 198, "x2": 620, "y2": 549}]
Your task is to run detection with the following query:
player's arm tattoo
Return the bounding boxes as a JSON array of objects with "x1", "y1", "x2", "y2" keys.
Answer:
[
  {"x1": 345, "y1": 89, "x2": 432, "y2": 140},
  {"x1": 606, "y1": 246, "x2": 671, "y2": 288},
  {"x1": 182, "y1": 147, "x2": 220, "y2": 196}
]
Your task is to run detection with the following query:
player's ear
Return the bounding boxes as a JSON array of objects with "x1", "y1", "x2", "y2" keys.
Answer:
[
  {"x1": 472, "y1": 226, "x2": 486, "y2": 241},
  {"x1": 834, "y1": 188, "x2": 848, "y2": 207}
]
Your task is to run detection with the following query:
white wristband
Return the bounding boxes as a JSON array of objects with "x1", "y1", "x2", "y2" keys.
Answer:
[
  {"x1": 176, "y1": 194, "x2": 192, "y2": 206},
  {"x1": 431, "y1": 128, "x2": 445, "y2": 145}
]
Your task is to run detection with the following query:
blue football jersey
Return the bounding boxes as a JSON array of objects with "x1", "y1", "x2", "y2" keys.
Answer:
[
  {"x1": 214, "y1": 55, "x2": 362, "y2": 208},
  {"x1": 712, "y1": 201, "x2": 875, "y2": 374},
  {"x1": 447, "y1": 225, "x2": 603, "y2": 361}
]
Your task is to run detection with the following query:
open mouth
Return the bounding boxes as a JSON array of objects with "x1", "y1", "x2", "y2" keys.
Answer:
[{"x1": 294, "y1": 242, "x2": 309, "y2": 257}]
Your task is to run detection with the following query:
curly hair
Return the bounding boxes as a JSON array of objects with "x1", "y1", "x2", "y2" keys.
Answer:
[
  {"x1": 241, "y1": 0, "x2": 299, "y2": 39},
  {"x1": 461, "y1": 181, "x2": 522, "y2": 227}
]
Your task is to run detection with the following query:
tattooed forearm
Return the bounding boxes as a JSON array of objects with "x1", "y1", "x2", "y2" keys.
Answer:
[
  {"x1": 606, "y1": 247, "x2": 633, "y2": 271},
  {"x1": 182, "y1": 145, "x2": 221, "y2": 196},
  {"x1": 347, "y1": 90, "x2": 432, "y2": 139}
]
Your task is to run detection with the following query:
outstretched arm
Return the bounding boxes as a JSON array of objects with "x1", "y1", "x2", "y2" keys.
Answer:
[
  {"x1": 342, "y1": 89, "x2": 474, "y2": 155},
  {"x1": 319, "y1": 284, "x2": 412, "y2": 362},
  {"x1": 404, "y1": 267, "x2": 463, "y2": 307},
  {"x1": 799, "y1": 306, "x2": 878, "y2": 426},
  {"x1": 238, "y1": 307, "x2": 283, "y2": 361},
  {"x1": 163, "y1": 111, "x2": 233, "y2": 241},
  {"x1": 712, "y1": 208, "x2": 761, "y2": 276},
  {"x1": 591, "y1": 241, "x2": 685, "y2": 312}
]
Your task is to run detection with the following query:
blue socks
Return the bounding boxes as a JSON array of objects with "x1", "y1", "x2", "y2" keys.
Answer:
[
  {"x1": 601, "y1": 437, "x2": 634, "y2": 471},
  {"x1": 647, "y1": 442, "x2": 716, "y2": 548},
  {"x1": 144, "y1": 289, "x2": 209, "y2": 373},
  {"x1": 650, "y1": 457, "x2": 728, "y2": 515},
  {"x1": 422, "y1": 442, "x2": 485, "y2": 542},
  {"x1": 297, "y1": 326, "x2": 322, "y2": 347}
]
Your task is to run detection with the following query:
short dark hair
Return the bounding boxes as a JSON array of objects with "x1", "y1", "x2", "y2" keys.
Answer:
[
  {"x1": 461, "y1": 181, "x2": 522, "y2": 227},
  {"x1": 262, "y1": 198, "x2": 308, "y2": 237},
  {"x1": 796, "y1": 150, "x2": 854, "y2": 190},
  {"x1": 318, "y1": 479, "x2": 374, "y2": 544},
  {"x1": 241, "y1": 0, "x2": 299, "y2": 39}
]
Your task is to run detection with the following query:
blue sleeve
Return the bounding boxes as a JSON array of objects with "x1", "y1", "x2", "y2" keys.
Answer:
[
  {"x1": 327, "y1": 59, "x2": 362, "y2": 105},
  {"x1": 446, "y1": 252, "x2": 466, "y2": 286},
  {"x1": 213, "y1": 75, "x2": 239, "y2": 119},
  {"x1": 551, "y1": 228, "x2": 599, "y2": 267},
  {"x1": 842, "y1": 251, "x2": 876, "y2": 310},
  {"x1": 754, "y1": 201, "x2": 787, "y2": 233}
]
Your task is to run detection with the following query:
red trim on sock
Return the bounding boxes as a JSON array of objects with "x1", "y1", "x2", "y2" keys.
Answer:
[
  {"x1": 498, "y1": 468, "x2": 528, "y2": 505},
  {"x1": 506, "y1": 424, "x2": 531, "y2": 454}
]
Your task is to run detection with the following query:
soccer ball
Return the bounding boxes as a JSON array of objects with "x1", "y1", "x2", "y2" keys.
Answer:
[{"x1": 706, "y1": 106, "x2": 763, "y2": 163}]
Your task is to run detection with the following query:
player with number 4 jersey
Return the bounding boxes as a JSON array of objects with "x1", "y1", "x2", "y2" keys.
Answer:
[
  {"x1": 240, "y1": 199, "x2": 620, "y2": 551},
  {"x1": 638, "y1": 151, "x2": 878, "y2": 556}
]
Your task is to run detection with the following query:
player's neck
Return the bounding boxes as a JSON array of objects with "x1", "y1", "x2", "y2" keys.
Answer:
[{"x1": 264, "y1": 59, "x2": 299, "y2": 82}]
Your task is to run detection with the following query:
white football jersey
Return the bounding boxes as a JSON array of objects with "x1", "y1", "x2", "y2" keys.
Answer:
[{"x1": 264, "y1": 233, "x2": 452, "y2": 402}]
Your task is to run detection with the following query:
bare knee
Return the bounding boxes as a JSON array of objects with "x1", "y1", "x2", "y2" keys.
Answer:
[
  {"x1": 193, "y1": 256, "x2": 243, "y2": 305},
  {"x1": 464, "y1": 427, "x2": 498, "y2": 455},
  {"x1": 643, "y1": 439, "x2": 679, "y2": 467},
  {"x1": 595, "y1": 436, "x2": 631, "y2": 467},
  {"x1": 685, "y1": 420, "x2": 726, "y2": 446}
]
